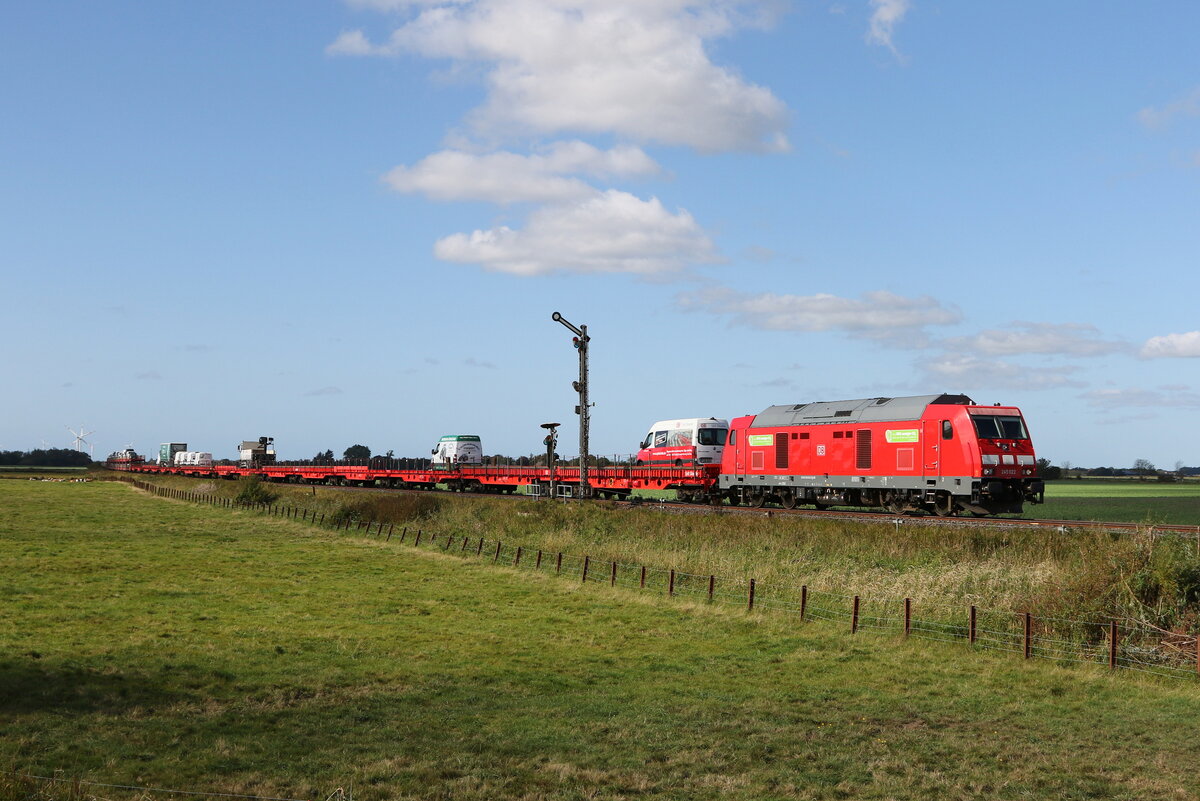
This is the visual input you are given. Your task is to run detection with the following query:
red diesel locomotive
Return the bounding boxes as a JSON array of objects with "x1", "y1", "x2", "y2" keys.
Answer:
[{"x1": 720, "y1": 394, "x2": 1043, "y2": 515}]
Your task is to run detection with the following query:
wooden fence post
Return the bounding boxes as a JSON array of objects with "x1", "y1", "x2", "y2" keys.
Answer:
[
  {"x1": 477, "y1": 538, "x2": 484, "y2": 556},
  {"x1": 1024, "y1": 612, "x2": 1032, "y2": 659},
  {"x1": 556, "y1": 552, "x2": 562, "y2": 574},
  {"x1": 669, "y1": 569, "x2": 675, "y2": 596},
  {"x1": 748, "y1": 578, "x2": 756, "y2": 611},
  {"x1": 461, "y1": 536, "x2": 469, "y2": 552},
  {"x1": 708, "y1": 575, "x2": 715, "y2": 602},
  {"x1": 387, "y1": 523, "x2": 394, "y2": 541},
  {"x1": 582, "y1": 555, "x2": 590, "y2": 583},
  {"x1": 1109, "y1": 620, "x2": 1119, "y2": 670},
  {"x1": 536, "y1": 550, "x2": 543, "y2": 569},
  {"x1": 969, "y1": 606, "x2": 977, "y2": 644},
  {"x1": 415, "y1": 529, "x2": 422, "y2": 546},
  {"x1": 640, "y1": 566, "x2": 646, "y2": 588},
  {"x1": 400, "y1": 527, "x2": 408, "y2": 543},
  {"x1": 514, "y1": 546, "x2": 522, "y2": 566},
  {"x1": 851, "y1": 595, "x2": 859, "y2": 634},
  {"x1": 904, "y1": 597, "x2": 911, "y2": 637},
  {"x1": 493, "y1": 540, "x2": 502, "y2": 562},
  {"x1": 801, "y1": 585, "x2": 808, "y2": 622},
  {"x1": 611, "y1": 561, "x2": 617, "y2": 586}
]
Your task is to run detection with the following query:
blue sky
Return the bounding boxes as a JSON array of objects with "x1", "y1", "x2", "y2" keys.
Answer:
[{"x1": 3, "y1": 1, "x2": 1198, "y2": 468}]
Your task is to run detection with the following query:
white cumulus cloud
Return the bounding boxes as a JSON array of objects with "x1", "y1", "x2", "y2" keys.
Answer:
[
  {"x1": 332, "y1": 0, "x2": 789, "y2": 152},
  {"x1": 946, "y1": 322, "x2": 1131, "y2": 358},
  {"x1": 921, "y1": 354, "x2": 1084, "y2": 391},
  {"x1": 1137, "y1": 86, "x2": 1200, "y2": 130},
  {"x1": 383, "y1": 142, "x2": 659, "y2": 203},
  {"x1": 433, "y1": 189, "x2": 716, "y2": 275},
  {"x1": 1083, "y1": 386, "x2": 1200, "y2": 410},
  {"x1": 865, "y1": 0, "x2": 910, "y2": 58},
  {"x1": 678, "y1": 287, "x2": 960, "y2": 337},
  {"x1": 1141, "y1": 331, "x2": 1200, "y2": 359}
]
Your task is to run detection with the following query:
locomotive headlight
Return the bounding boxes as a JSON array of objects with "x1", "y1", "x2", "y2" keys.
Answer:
[{"x1": 983, "y1": 468, "x2": 994, "y2": 476}]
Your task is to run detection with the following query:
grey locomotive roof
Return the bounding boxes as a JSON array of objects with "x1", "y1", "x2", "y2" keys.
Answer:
[{"x1": 752, "y1": 394, "x2": 974, "y2": 428}]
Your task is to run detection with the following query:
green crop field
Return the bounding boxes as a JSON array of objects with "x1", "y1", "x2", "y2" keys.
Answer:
[
  {"x1": 1038, "y1": 480, "x2": 1200, "y2": 526},
  {"x1": 1046, "y1": 481, "x2": 1200, "y2": 498},
  {"x1": 6, "y1": 480, "x2": 1200, "y2": 800}
]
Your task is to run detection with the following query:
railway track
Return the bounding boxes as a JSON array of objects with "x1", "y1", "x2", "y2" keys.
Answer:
[{"x1": 194, "y1": 475, "x2": 1198, "y2": 538}]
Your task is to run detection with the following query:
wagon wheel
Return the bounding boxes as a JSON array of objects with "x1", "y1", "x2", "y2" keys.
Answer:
[
  {"x1": 885, "y1": 492, "x2": 906, "y2": 514},
  {"x1": 750, "y1": 490, "x2": 767, "y2": 508},
  {"x1": 779, "y1": 490, "x2": 797, "y2": 510}
]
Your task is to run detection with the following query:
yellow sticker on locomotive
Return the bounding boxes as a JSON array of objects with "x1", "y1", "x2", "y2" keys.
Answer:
[
  {"x1": 747, "y1": 434, "x2": 774, "y2": 447},
  {"x1": 885, "y1": 429, "x2": 920, "y2": 443}
]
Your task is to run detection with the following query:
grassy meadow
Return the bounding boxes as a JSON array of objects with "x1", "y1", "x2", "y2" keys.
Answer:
[
  {"x1": 118, "y1": 472, "x2": 1200, "y2": 628},
  {"x1": 5, "y1": 479, "x2": 1200, "y2": 800}
]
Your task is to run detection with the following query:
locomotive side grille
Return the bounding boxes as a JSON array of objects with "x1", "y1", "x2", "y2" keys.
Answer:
[
  {"x1": 856, "y1": 429, "x2": 873, "y2": 470},
  {"x1": 775, "y1": 432, "x2": 789, "y2": 469}
]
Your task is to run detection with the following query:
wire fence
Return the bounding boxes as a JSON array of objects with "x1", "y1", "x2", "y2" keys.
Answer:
[{"x1": 120, "y1": 477, "x2": 1200, "y2": 681}]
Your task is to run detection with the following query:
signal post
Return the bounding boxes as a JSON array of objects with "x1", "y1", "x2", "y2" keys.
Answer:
[{"x1": 552, "y1": 312, "x2": 591, "y2": 498}]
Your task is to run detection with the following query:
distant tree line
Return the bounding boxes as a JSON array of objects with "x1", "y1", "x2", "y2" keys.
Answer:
[
  {"x1": 0, "y1": 448, "x2": 93, "y2": 467},
  {"x1": 1044, "y1": 459, "x2": 1199, "y2": 481}
]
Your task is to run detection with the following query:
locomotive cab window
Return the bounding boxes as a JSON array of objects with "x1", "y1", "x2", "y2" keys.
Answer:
[
  {"x1": 942, "y1": 420, "x2": 953, "y2": 440},
  {"x1": 970, "y1": 415, "x2": 1029, "y2": 440}
]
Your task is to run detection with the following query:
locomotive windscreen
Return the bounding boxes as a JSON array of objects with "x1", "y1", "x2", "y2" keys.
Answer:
[{"x1": 970, "y1": 414, "x2": 1029, "y2": 439}]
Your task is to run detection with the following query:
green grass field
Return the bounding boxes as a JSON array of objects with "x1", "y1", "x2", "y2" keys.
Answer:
[
  {"x1": 5, "y1": 480, "x2": 1200, "y2": 800},
  {"x1": 1039, "y1": 480, "x2": 1200, "y2": 526}
]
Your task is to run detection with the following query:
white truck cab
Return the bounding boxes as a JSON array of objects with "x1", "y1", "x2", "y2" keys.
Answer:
[{"x1": 636, "y1": 417, "x2": 729, "y2": 466}]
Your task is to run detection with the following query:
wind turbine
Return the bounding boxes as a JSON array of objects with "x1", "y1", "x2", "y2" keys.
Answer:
[{"x1": 66, "y1": 425, "x2": 95, "y2": 454}]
